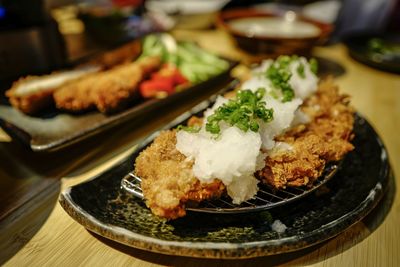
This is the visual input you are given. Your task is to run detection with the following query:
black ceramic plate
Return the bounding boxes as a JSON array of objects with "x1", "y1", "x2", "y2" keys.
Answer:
[
  {"x1": 344, "y1": 32, "x2": 400, "y2": 73},
  {"x1": 118, "y1": 84, "x2": 343, "y2": 213},
  {"x1": 60, "y1": 100, "x2": 390, "y2": 258},
  {"x1": 0, "y1": 60, "x2": 236, "y2": 152}
]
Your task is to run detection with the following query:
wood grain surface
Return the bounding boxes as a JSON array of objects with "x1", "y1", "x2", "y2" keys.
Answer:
[{"x1": 1, "y1": 29, "x2": 399, "y2": 267}]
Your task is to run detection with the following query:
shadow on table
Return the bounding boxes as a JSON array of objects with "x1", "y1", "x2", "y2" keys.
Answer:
[
  {"x1": 0, "y1": 182, "x2": 60, "y2": 265},
  {"x1": 316, "y1": 56, "x2": 347, "y2": 78},
  {"x1": 0, "y1": 139, "x2": 62, "y2": 264},
  {"x1": 90, "y1": 172, "x2": 395, "y2": 266}
]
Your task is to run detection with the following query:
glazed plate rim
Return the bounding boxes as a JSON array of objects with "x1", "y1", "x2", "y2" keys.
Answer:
[
  {"x1": 59, "y1": 111, "x2": 391, "y2": 258},
  {"x1": 60, "y1": 178, "x2": 386, "y2": 253}
]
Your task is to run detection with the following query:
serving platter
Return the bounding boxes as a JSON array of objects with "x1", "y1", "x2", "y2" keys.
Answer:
[
  {"x1": 59, "y1": 92, "x2": 391, "y2": 258},
  {"x1": 0, "y1": 59, "x2": 236, "y2": 152}
]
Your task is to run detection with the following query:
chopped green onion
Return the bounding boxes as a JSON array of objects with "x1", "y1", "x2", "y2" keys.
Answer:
[
  {"x1": 266, "y1": 55, "x2": 318, "y2": 102},
  {"x1": 309, "y1": 58, "x2": 318, "y2": 75},
  {"x1": 177, "y1": 125, "x2": 201, "y2": 133},
  {"x1": 205, "y1": 88, "x2": 273, "y2": 135},
  {"x1": 266, "y1": 57, "x2": 294, "y2": 102},
  {"x1": 297, "y1": 62, "x2": 305, "y2": 78}
]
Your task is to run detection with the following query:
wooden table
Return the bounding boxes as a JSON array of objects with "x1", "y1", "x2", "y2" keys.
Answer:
[{"x1": 1, "y1": 29, "x2": 399, "y2": 267}]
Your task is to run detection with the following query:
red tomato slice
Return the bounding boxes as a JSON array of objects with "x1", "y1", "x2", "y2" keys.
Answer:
[
  {"x1": 139, "y1": 79, "x2": 174, "y2": 98},
  {"x1": 140, "y1": 65, "x2": 189, "y2": 98}
]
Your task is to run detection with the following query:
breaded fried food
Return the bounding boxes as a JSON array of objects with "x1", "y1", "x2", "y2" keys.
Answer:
[
  {"x1": 135, "y1": 130, "x2": 225, "y2": 219},
  {"x1": 6, "y1": 76, "x2": 55, "y2": 114},
  {"x1": 257, "y1": 78, "x2": 354, "y2": 188},
  {"x1": 5, "y1": 67, "x2": 99, "y2": 114},
  {"x1": 6, "y1": 41, "x2": 142, "y2": 115},
  {"x1": 84, "y1": 41, "x2": 141, "y2": 69},
  {"x1": 135, "y1": 78, "x2": 354, "y2": 219},
  {"x1": 53, "y1": 56, "x2": 161, "y2": 113}
]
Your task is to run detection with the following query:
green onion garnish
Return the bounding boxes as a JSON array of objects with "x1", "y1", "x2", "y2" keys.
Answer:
[{"x1": 205, "y1": 88, "x2": 273, "y2": 135}]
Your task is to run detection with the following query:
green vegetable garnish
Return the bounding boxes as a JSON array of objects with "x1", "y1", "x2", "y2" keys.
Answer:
[
  {"x1": 266, "y1": 56, "x2": 295, "y2": 102},
  {"x1": 297, "y1": 62, "x2": 305, "y2": 78},
  {"x1": 139, "y1": 35, "x2": 230, "y2": 84},
  {"x1": 269, "y1": 90, "x2": 279, "y2": 100},
  {"x1": 368, "y1": 38, "x2": 387, "y2": 54},
  {"x1": 266, "y1": 56, "x2": 318, "y2": 102},
  {"x1": 205, "y1": 88, "x2": 273, "y2": 135},
  {"x1": 177, "y1": 55, "x2": 321, "y2": 135},
  {"x1": 177, "y1": 125, "x2": 201, "y2": 133},
  {"x1": 309, "y1": 58, "x2": 318, "y2": 75},
  {"x1": 367, "y1": 38, "x2": 400, "y2": 60}
]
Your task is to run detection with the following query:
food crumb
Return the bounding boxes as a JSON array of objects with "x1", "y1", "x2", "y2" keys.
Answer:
[{"x1": 271, "y1": 220, "x2": 287, "y2": 233}]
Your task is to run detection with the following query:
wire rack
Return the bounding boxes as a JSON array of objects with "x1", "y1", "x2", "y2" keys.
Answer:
[{"x1": 121, "y1": 163, "x2": 339, "y2": 214}]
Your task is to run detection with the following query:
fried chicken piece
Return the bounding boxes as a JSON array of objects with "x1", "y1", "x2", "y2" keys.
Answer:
[
  {"x1": 257, "y1": 78, "x2": 354, "y2": 188},
  {"x1": 53, "y1": 56, "x2": 161, "y2": 113},
  {"x1": 135, "y1": 130, "x2": 225, "y2": 219},
  {"x1": 5, "y1": 67, "x2": 99, "y2": 114},
  {"x1": 135, "y1": 78, "x2": 354, "y2": 219},
  {"x1": 6, "y1": 41, "x2": 142, "y2": 115},
  {"x1": 84, "y1": 41, "x2": 141, "y2": 69},
  {"x1": 6, "y1": 76, "x2": 55, "y2": 114}
]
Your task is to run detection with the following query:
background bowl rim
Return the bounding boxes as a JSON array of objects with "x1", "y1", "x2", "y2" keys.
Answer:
[{"x1": 216, "y1": 8, "x2": 333, "y2": 42}]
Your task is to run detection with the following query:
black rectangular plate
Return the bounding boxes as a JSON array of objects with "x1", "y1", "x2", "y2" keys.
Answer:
[{"x1": 0, "y1": 60, "x2": 237, "y2": 152}]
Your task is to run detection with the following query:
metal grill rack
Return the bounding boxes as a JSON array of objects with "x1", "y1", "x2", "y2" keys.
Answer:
[{"x1": 121, "y1": 163, "x2": 339, "y2": 214}]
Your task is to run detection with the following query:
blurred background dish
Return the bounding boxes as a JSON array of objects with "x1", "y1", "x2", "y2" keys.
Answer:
[
  {"x1": 145, "y1": 0, "x2": 229, "y2": 30},
  {"x1": 0, "y1": 0, "x2": 167, "y2": 82},
  {"x1": 344, "y1": 32, "x2": 400, "y2": 74},
  {"x1": 77, "y1": 1, "x2": 165, "y2": 45},
  {"x1": 0, "y1": 34, "x2": 237, "y2": 152},
  {"x1": 301, "y1": 0, "x2": 341, "y2": 24},
  {"x1": 217, "y1": 8, "x2": 332, "y2": 57}
]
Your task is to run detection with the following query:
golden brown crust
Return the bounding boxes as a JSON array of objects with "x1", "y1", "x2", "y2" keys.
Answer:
[
  {"x1": 5, "y1": 67, "x2": 104, "y2": 114},
  {"x1": 135, "y1": 77, "x2": 355, "y2": 219},
  {"x1": 257, "y1": 77, "x2": 354, "y2": 188},
  {"x1": 84, "y1": 41, "x2": 141, "y2": 69},
  {"x1": 135, "y1": 130, "x2": 225, "y2": 219},
  {"x1": 6, "y1": 41, "x2": 141, "y2": 115},
  {"x1": 53, "y1": 56, "x2": 161, "y2": 114},
  {"x1": 6, "y1": 76, "x2": 59, "y2": 114}
]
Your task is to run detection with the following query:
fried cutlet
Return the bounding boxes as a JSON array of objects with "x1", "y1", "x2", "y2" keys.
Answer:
[
  {"x1": 5, "y1": 67, "x2": 99, "y2": 114},
  {"x1": 84, "y1": 41, "x2": 141, "y2": 69},
  {"x1": 53, "y1": 56, "x2": 161, "y2": 114},
  {"x1": 135, "y1": 130, "x2": 225, "y2": 219},
  {"x1": 6, "y1": 76, "x2": 55, "y2": 114},
  {"x1": 257, "y1": 78, "x2": 354, "y2": 188},
  {"x1": 135, "y1": 78, "x2": 354, "y2": 219},
  {"x1": 6, "y1": 41, "x2": 143, "y2": 115}
]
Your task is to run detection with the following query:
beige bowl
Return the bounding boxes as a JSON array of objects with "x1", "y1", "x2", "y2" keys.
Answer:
[{"x1": 217, "y1": 8, "x2": 333, "y2": 57}]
